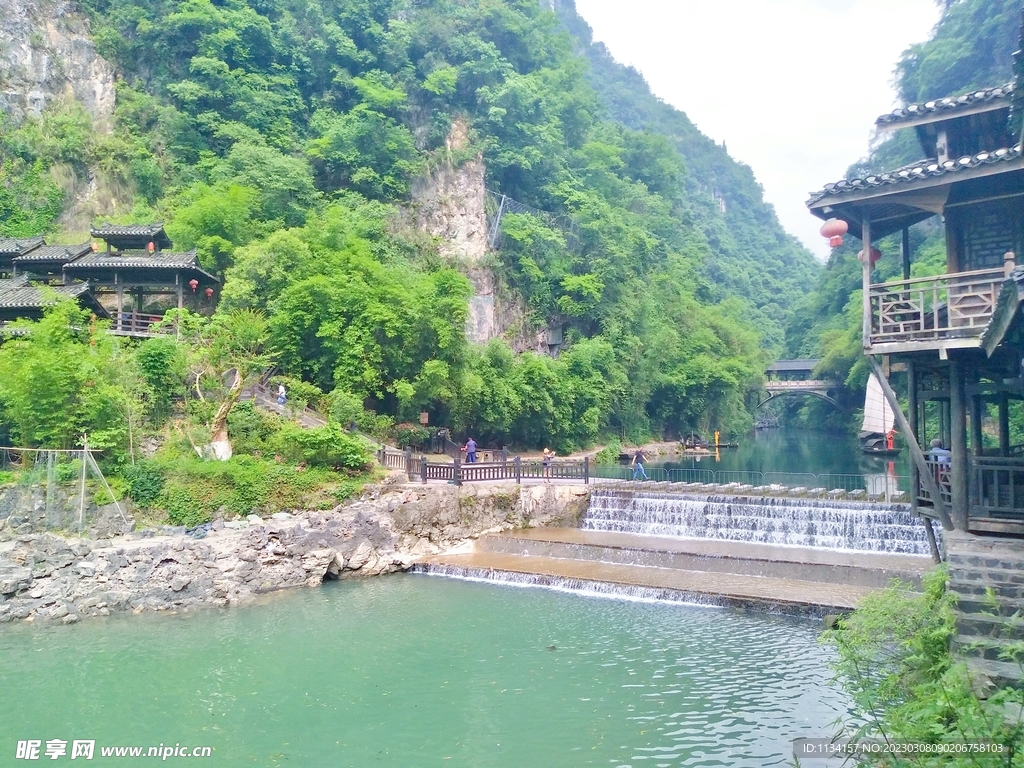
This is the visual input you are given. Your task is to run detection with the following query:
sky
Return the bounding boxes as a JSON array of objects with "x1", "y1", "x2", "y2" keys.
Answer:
[{"x1": 573, "y1": 0, "x2": 943, "y2": 259}]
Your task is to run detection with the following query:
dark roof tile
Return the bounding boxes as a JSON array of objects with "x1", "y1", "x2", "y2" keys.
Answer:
[
  {"x1": 807, "y1": 145, "x2": 1022, "y2": 207},
  {"x1": 66, "y1": 250, "x2": 201, "y2": 270},
  {"x1": 876, "y1": 83, "x2": 1013, "y2": 127},
  {"x1": 13, "y1": 243, "x2": 92, "y2": 264},
  {"x1": 0, "y1": 276, "x2": 91, "y2": 308},
  {"x1": 0, "y1": 237, "x2": 44, "y2": 256}
]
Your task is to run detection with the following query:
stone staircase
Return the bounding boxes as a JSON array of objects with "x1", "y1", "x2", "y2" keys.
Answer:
[
  {"x1": 416, "y1": 526, "x2": 933, "y2": 616},
  {"x1": 947, "y1": 531, "x2": 1024, "y2": 687}
]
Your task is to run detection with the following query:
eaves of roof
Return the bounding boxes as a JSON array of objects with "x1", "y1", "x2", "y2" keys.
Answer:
[
  {"x1": 876, "y1": 84, "x2": 1013, "y2": 130},
  {"x1": 807, "y1": 145, "x2": 1024, "y2": 209}
]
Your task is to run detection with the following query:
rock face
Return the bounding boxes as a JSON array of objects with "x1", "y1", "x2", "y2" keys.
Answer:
[
  {"x1": 0, "y1": 0, "x2": 115, "y2": 127},
  {"x1": 0, "y1": 485, "x2": 134, "y2": 541},
  {"x1": 0, "y1": 481, "x2": 590, "y2": 624},
  {"x1": 412, "y1": 119, "x2": 498, "y2": 343}
]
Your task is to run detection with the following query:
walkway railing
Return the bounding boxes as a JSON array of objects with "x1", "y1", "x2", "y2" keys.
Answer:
[
  {"x1": 109, "y1": 311, "x2": 171, "y2": 337},
  {"x1": 378, "y1": 446, "x2": 589, "y2": 485},
  {"x1": 868, "y1": 268, "x2": 1004, "y2": 346}
]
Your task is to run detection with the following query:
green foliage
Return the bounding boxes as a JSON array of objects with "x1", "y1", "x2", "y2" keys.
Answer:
[
  {"x1": 392, "y1": 423, "x2": 430, "y2": 449},
  {"x1": 121, "y1": 460, "x2": 165, "y2": 507},
  {"x1": 269, "y1": 422, "x2": 373, "y2": 470},
  {"x1": 0, "y1": 302, "x2": 139, "y2": 452},
  {"x1": 826, "y1": 568, "x2": 1024, "y2": 765}
]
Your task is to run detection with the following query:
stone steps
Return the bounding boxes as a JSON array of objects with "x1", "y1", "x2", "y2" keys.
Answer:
[{"x1": 477, "y1": 528, "x2": 931, "y2": 589}]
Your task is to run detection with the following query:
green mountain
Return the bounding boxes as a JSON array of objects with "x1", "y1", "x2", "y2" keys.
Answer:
[{"x1": 0, "y1": 0, "x2": 819, "y2": 449}]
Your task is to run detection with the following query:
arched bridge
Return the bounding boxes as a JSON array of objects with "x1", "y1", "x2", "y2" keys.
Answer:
[{"x1": 758, "y1": 359, "x2": 842, "y2": 409}]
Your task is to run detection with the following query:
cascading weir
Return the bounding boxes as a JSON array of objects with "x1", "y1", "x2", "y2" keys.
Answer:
[
  {"x1": 412, "y1": 486, "x2": 937, "y2": 614},
  {"x1": 583, "y1": 489, "x2": 935, "y2": 555}
]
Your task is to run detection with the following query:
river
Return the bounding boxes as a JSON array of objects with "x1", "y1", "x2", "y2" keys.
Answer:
[{"x1": 0, "y1": 575, "x2": 849, "y2": 766}]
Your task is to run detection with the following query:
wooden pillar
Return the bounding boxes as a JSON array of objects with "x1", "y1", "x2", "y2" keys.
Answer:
[
  {"x1": 908, "y1": 361, "x2": 919, "y2": 513},
  {"x1": 970, "y1": 395, "x2": 984, "y2": 456},
  {"x1": 176, "y1": 274, "x2": 183, "y2": 310},
  {"x1": 1000, "y1": 393, "x2": 1011, "y2": 457},
  {"x1": 115, "y1": 273, "x2": 123, "y2": 331},
  {"x1": 949, "y1": 357, "x2": 968, "y2": 530},
  {"x1": 940, "y1": 398, "x2": 950, "y2": 450},
  {"x1": 901, "y1": 226, "x2": 911, "y2": 281},
  {"x1": 861, "y1": 211, "x2": 873, "y2": 347}
]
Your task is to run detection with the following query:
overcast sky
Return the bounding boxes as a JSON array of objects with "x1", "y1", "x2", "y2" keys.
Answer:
[{"x1": 573, "y1": 0, "x2": 942, "y2": 259}]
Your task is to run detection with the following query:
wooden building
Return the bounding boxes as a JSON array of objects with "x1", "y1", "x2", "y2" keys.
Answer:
[
  {"x1": 0, "y1": 224, "x2": 219, "y2": 336},
  {"x1": 807, "y1": 82, "x2": 1024, "y2": 537}
]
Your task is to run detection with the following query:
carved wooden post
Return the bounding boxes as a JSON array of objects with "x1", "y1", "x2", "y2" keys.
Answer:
[
  {"x1": 377, "y1": 445, "x2": 385, "y2": 466},
  {"x1": 514, "y1": 455, "x2": 521, "y2": 485},
  {"x1": 420, "y1": 455, "x2": 427, "y2": 484},
  {"x1": 584, "y1": 456, "x2": 589, "y2": 485},
  {"x1": 1005, "y1": 251, "x2": 1017, "y2": 278},
  {"x1": 453, "y1": 456, "x2": 462, "y2": 486},
  {"x1": 405, "y1": 447, "x2": 413, "y2": 476}
]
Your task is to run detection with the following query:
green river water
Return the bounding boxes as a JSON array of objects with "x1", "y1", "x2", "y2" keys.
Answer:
[{"x1": 1, "y1": 574, "x2": 848, "y2": 767}]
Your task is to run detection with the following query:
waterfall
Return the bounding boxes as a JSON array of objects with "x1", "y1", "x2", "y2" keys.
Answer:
[{"x1": 582, "y1": 489, "x2": 935, "y2": 555}]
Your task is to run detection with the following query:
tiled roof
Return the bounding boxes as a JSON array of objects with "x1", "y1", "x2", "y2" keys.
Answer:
[
  {"x1": 89, "y1": 223, "x2": 166, "y2": 238},
  {"x1": 13, "y1": 243, "x2": 91, "y2": 264},
  {"x1": 807, "y1": 145, "x2": 1023, "y2": 206},
  {"x1": 0, "y1": 237, "x2": 44, "y2": 256},
  {"x1": 876, "y1": 84, "x2": 1013, "y2": 127},
  {"x1": 65, "y1": 250, "x2": 201, "y2": 270},
  {"x1": 0, "y1": 276, "x2": 91, "y2": 308}
]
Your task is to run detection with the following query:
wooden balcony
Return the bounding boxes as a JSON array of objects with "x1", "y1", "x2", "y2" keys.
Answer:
[
  {"x1": 108, "y1": 311, "x2": 173, "y2": 338},
  {"x1": 867, "y1": 268, "x2": 1005, "y2": 353},
  {"x1": 917, "y1": 456, "x2": 1024, "y2": 535}
]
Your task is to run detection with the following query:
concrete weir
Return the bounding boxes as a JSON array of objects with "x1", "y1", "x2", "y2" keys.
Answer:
[{"x1": 415, "y1": 487, "x2": 936, "y2": 614}]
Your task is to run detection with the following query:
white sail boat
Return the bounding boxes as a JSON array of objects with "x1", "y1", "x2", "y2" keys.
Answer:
[{"x1": 860, "y1": 373, "x2": 897, "y2": 455}]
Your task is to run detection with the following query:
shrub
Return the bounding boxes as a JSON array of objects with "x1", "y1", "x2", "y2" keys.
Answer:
[
  {"x1": 161, "y1": 486, "x2": 210, "y2": 527},
  {"x1": 121, "y1": 461, "x2": 165, "y2": 507},
  {"x1": 392, "y1": 423, "x2": 430, "y2": 449},
  {"x1": 270, "y1": 422, "x2": 373, "y2": 470}
]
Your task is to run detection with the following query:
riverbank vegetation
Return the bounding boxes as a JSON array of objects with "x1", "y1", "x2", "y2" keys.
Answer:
[
  {"x1": 824, "y1": 568, "x2": 1024, "y2": 767},
  {"x1": 0, "y1": 0, "x2": 818, "y2": 459}
]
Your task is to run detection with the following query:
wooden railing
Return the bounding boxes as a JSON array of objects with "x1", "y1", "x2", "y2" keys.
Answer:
[
  {"x1": 376, "y1": 447, "x2": 590, "y2": 485},
  {"x1": 763, "y1": 379, "x2": 838, "y2": 391},
  {"x1": 868, "y1": 268, "x2": 1004, "y2": 346},
  {"x1": 109, "y1": 311, "x2": 171, "y2": 337},
  {"x1": 972, "y1": 457, "x2": 1024, "y2": 523}
]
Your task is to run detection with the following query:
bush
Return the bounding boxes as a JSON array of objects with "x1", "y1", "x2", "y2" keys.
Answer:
[
  {"x1": 161, "y1": 486, "x2": 210, "y2": 527},
  {"x1": 270, "y1": 422, "x2": 373, "y2": 470},
  {"x1": 121, "y1": 461, "x2": 165, "y2": 507},
  {"x1": 392, "y1": 423, "x2": 430, "y2": 449},
  {"x1": 593, "y1": 438, "x2": 622, "y2": 465}
]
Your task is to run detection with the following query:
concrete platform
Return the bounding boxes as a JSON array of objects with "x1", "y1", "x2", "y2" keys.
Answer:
[
  {"x1": 417, "y1": 549, "x2": 882, "y2": 613},
  {"x1": 480, "y1": 528, "x2": 932, "y2": 588}
]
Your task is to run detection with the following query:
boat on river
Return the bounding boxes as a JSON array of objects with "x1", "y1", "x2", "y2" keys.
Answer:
[{"x1": 860, "y1": 373, "x2": 899, "y2": 456}]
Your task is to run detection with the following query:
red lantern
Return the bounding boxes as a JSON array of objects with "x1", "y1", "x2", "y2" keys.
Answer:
[
  {"x1": 189, "y1": 279, "x2": 199, "y2": 292},
  {"x1": 204, "y1": 287, "x2": 214, "y2": 299},
  {"x1": 858, "y1": 247, "x2": 882, "y2": 266},
  {"x1": 147, "y1": 241, "x2": 155, "y2": 253},
  {"x1": 820, "y1": 218, "x2": 849, "y2": 248}
]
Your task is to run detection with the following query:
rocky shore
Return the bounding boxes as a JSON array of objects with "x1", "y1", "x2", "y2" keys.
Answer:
[{"x1": 0, "y1": 479, "x2": 590, "y2": 625}]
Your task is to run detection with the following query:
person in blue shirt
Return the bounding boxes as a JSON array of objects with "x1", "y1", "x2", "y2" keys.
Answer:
[{"x1": 463, "y1": 437, "x2": 477, "y2": 463}]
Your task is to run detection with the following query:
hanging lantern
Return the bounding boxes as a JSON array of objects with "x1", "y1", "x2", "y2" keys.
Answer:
[
  {"x1": 189, "y1": 279, "x2": 199, "y2": 292},
  {"x1": 858, "y1": 247, "x2": 882, "y2": 266},
  {"x1": 147, "y1": 241, "x2": 155, "y2": 253},
  {"x1": 204, "y1": 287, "x2": 214, "y2": 299},
  {"x1": 91, "y1": 242, "x2": 99, "y2": 252},
  {"x1": 820, "y1": 218, "x2": 849, "y2": 248}
]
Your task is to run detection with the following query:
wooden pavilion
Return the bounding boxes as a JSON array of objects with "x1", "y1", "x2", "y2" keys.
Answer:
[{"x1": 807, "y1": 81, "x2": 1024, "y2": 537}]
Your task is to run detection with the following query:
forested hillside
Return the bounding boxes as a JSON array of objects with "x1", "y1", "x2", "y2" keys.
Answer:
[
  {"x1": 785, "y1": 0, "x2": 1021, "y2": 427},
  {"x1": 0, "y1": 0, "x2": 817, "y2": 452}
]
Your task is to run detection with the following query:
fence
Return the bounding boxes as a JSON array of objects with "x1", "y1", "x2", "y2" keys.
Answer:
[
  {"x1": 0, "y1": 446, "x2": 128, "y2": 535},
  {"x1": 377, "y1": 446, "x2": 588, "y2": 485},
  {"x1": 591, "y1": 465, "x2": 910, "y2": 495}
]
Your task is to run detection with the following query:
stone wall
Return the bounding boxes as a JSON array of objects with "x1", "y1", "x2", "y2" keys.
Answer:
[{"x1": 0, "y1": 480, "x2": 591, "y2": 625}]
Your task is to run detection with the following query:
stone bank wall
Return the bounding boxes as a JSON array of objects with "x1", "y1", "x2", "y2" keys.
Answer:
[{"x1": 0, "y1": 481, "x2": 590, "y2": 625}]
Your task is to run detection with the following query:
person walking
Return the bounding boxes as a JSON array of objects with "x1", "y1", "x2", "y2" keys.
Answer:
[
  {"x1": 276, "y1": 384, "x2": 287, "y2": 406},
  {"x1": 462, "y1": 437, "x2": 478, "y2": 463},
  {"x1": 631, "y1": 446, "x2": 649, "y2": 481},
  {"x1": 542, "y1": 448, "x2": 554, "y2": 483}
]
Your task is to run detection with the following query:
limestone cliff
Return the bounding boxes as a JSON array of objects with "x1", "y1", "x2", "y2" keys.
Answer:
[{"x1": 0, "y1": 0, "x2": 114, "y2": 128}]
